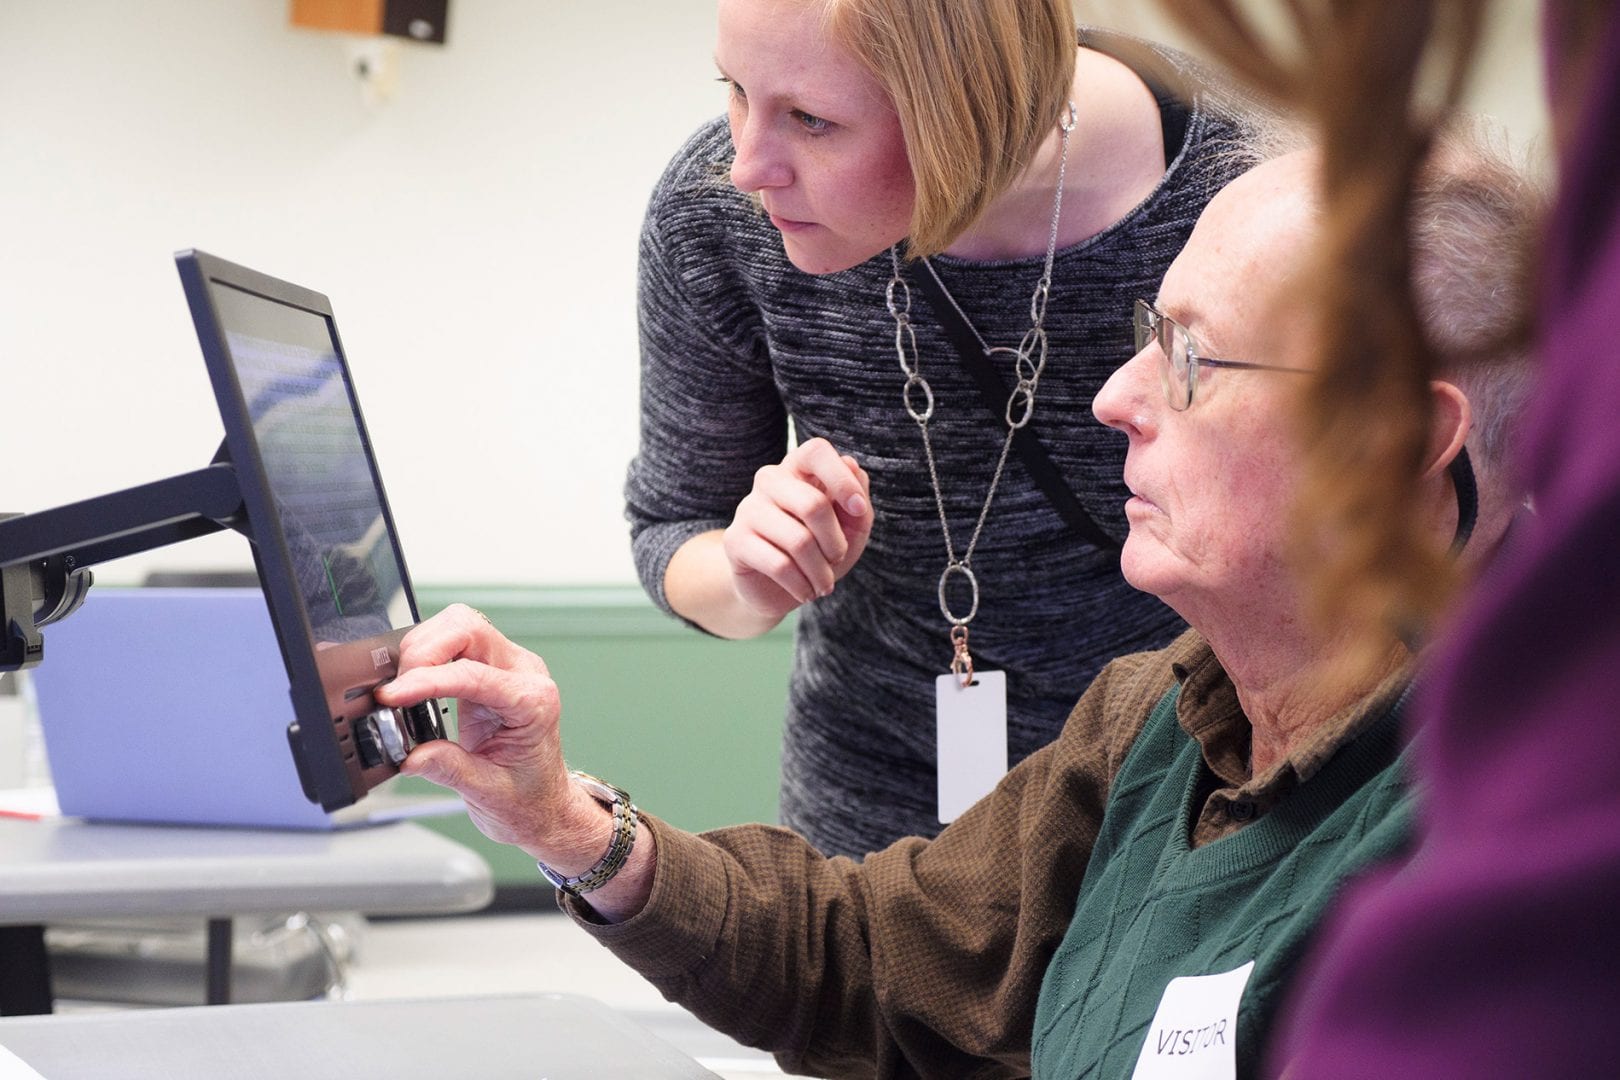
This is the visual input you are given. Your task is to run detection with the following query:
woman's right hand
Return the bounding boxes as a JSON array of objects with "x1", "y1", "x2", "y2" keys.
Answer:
[{"x1": 723, "y1": 438, "x2": 873, "y2": 622}]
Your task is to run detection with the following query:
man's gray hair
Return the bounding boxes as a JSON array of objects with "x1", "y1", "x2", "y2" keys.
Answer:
[
  {"x1": 1411, "y1": 119, "x2": 1542, "y2": 472},
  {"x1": 1221, "y1": 114, "x2": 1540, "y2": 472}
]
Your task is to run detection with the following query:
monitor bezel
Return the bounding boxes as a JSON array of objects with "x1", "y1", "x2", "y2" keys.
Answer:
[{"x1": 175, "y1": 248, "x2": 424, "y2": 810}]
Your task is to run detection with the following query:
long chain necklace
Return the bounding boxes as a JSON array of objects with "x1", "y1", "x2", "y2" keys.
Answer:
[{"x1": 884, "y1": 101, "x2": 1077, "y2": 686}]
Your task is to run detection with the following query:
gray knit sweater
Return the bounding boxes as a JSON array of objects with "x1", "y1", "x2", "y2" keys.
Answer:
[{"x1": 626, "y1": 31, "x2": 1249, "y2": 857}]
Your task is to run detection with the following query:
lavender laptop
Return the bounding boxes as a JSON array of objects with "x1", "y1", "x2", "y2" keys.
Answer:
[{"x1": 27, "y1": 587, "x2": 461, "y2": 829}]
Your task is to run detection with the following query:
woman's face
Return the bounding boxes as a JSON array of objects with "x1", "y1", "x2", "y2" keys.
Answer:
[
  {"x1": 715, "y1": 0, "x2": 915, "y2": 274},
  {"x1": 1091, "y1": 155, "x2": 1318, "y2": 625}
]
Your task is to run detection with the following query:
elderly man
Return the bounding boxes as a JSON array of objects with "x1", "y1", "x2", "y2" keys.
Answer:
[{"x1": 377, "y1": 144, "x2": 1533, "y2": 1079}]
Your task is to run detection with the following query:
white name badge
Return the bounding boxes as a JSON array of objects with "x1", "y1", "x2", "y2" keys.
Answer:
[
  {"x1": 935, "y1": 669, "x2": 1008, "y2": 823},
  {"x1": 1130, "y1": 960, "x2": 1256, "y2": 1080}
]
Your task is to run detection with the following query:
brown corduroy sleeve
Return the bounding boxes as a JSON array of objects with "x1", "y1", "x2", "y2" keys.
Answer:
[{"x1": 566, "y1": 632, "x2": 1198, "y2": 1079}]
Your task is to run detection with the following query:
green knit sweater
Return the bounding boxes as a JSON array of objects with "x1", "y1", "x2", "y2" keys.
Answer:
[{"x1": 1031, "y1": 683, "x2": 1415, "y2": 1078}]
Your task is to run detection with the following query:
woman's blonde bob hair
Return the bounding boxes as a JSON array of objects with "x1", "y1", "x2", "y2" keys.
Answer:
[{"x1": 821, "y1": 0, "x2": 1078, "y2": 257}]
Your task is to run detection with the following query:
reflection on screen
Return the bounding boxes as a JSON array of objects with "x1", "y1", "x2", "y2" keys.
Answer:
[{"x1": 211, "y1": 282, "x2": 412, "y2": 644}]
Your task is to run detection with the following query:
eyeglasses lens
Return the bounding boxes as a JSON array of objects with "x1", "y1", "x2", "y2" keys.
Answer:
[
  {"x1": 1166, "y1": 321, "x2": 1192, "y2": 410},
  {"x1": 1135, "y1": 301, "x2": 1194, "y2": 410}
]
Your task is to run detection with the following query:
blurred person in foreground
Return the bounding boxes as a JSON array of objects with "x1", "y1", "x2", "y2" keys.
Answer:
[{"x1": 379, "y1": 139, "x2": 1534, "y2": 1078}]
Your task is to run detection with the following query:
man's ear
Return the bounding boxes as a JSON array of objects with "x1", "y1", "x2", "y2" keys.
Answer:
[{"x1": 1423, "y1": 380, "x2": 1472, "y2": 478}]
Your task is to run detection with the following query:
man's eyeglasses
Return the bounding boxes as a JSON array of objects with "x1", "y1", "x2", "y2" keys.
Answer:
[{"x1": 1133, "y1": 299, "x2": 1309, "y2": 411}]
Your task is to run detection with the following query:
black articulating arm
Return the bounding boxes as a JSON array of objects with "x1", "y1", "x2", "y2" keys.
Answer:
[{"x1": 0, "y1": 463, "x2": 244, "y2": 671}]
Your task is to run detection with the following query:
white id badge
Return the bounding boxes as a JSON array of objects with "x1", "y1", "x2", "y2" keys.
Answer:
[
  {"x1": 1130, "y1": 960, "x2": 1256, "y2": 1080},
  {"x1": 935, "y1": 669, "x2": 1008, "y2": 823}
]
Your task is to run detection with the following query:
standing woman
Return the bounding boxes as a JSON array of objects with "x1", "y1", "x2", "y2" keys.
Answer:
[{"x1": 626, "y1": 0, "x2": 1252, "y2": 856}]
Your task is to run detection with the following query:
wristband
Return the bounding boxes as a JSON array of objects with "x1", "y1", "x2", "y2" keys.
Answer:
[{"x1": 537, "y1": 771, "x2": 639, "y2": 897}]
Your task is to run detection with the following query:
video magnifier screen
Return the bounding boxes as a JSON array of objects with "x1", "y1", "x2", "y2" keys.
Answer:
[{"x1": 210, "y1": 281, "x2": 413, "y2": 645}]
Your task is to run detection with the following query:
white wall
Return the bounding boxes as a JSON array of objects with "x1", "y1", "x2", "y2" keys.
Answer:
[
  {"x1": 0, "y1": 0, "x2": 721, "y2": 586},
  {"x1": 0, "y1": 1, "x2": 1545, "y2": 587},
  {"x1": 1092, "y1": 1, "x2": 1550, "y2": 159}
]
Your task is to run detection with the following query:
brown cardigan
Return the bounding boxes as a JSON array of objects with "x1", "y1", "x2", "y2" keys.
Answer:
[{"x1": 565, "y1": 629, "x2": 1409, "y2": 1079}]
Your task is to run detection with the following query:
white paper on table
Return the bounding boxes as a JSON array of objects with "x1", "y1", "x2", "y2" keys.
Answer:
[
  {"x1": 0, "y1": 786, "x2": 59, "y2": 820},
  {"x1": 0, "y1": 1042, "x2": 49, "y2": 1080}
]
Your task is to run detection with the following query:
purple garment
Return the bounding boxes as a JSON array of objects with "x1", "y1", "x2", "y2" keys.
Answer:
[{"x1": 1270, "y1": 6, "x2": 1620, "y2": 1076}]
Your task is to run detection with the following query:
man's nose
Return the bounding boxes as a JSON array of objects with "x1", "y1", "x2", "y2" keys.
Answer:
[{"x1": 1093, "y1": 343, "x2": 1161, "y2": 436}]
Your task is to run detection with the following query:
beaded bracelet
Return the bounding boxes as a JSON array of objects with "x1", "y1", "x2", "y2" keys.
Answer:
[{"x1": 537, "y1": 771, "x2": 639, "y2": 897}]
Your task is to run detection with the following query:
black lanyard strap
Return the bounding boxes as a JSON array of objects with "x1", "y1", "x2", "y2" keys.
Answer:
[{"x1": 910, "y1": 266, "x2": 1121, "y2": 552}]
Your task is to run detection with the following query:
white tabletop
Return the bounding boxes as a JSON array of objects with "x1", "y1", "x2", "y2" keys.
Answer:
[
  {"x1": 0, "y1": 817, "x2": 492, "y2": 922},
  {"x1": 0, "y1": 993, "x2": 720, "y2": 1079}
]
